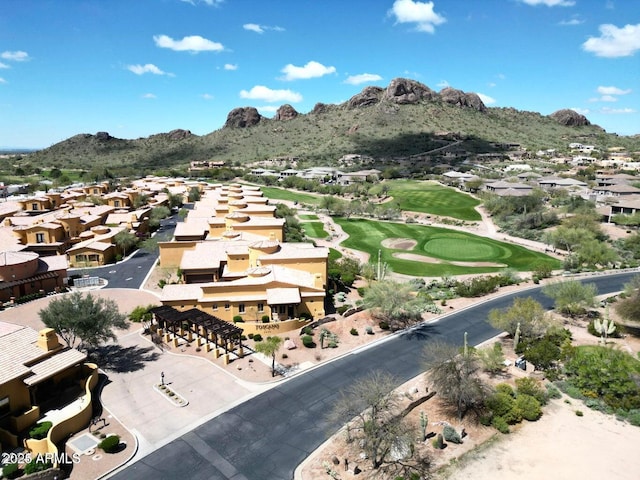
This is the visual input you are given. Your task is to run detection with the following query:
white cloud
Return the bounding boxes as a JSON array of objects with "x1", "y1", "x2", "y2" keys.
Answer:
[
  {"x1": 1, "y1": 50, "x2": 29, "y2": 62},
  {"x1": 597, "y1": 85, "x2": 632, "y2": 95},
  {"x1": 487, "y1": 82, "x2": 497, "y2": 88},
  {"x1": 571, "y1": 107, "x2": 590, "y2": 115},
  {"x1": 600, "y1": 95, "x2": 618, "y2": 102},
  {"x1": 243, "y1": 23, "x2": 264, "y2": 33},
  {"x1": 127, "y1": 63, "x2": 170, "y2": 75},
  {"x1": 243, "y1": 23, "x2": 284, "y2": 34},
  {"x1": 518, "y1": 0, "x2": 575, "y2": 6},
  {"x1": 601, "y1": 107, "x2": 636, "y2": 114},
  {"x1": 180, "y1": 0, "x2": 224, "y2": 6},
  {"x1": 202, "y1": 93, "x2": 214, "y2": 100},
  {"x1": 436, "y1": 80, "x2": 450, "y2": 88},
  {"x1": 582, "y1": 23, "x2": 640, "y2": 57},
  {"x1": 344, "y1": 73, "x2": 382, "y2": 85},
  {"x1": 389, "y1": 0, "x2": 446, "y2": 34},
  {"x1": 154, "y1": 34, "x2": 224, "y2": 53},
  {"x1": 559, "y1": 17, "x2": 583, "y2": 26},
  {"x1": 239, "y1": 85, "x2": 302, "y2": 103},
  {"x1": 477, "y1": 93, "x2": 496, "y2": 105},
  {"x1": 142, "y1": 93, "x2": 157, "y2": 99},
  {"x1": 0, "y1": 77, "x2": 6, "y2": 84},
  {"x1": 0, "y1": 62, "x2": 9, "y2": 69},
  {"x1": 224, "y1": 63, "x2": 238, "y2": 70},
  {"x1": 280, "y1": 61, "x2": 336, "y2": 81}
]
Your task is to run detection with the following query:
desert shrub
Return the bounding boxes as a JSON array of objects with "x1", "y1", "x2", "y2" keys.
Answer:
[
  {"x1": 262, "y1": 315, "x2": 270, "y2": 323},
  {"x1": 575, "y1": 410, "x2": 584, "y2": 416},
  {"x1": 365, "y1": 326, "x2": 373, "y2": 335},
  {"x1": 29, "y1": 421, "x2": 53, "y2": 440},
  {"x1": 626, "y1": 409, "x2": 640, "y2": 426},
  {"x1": 442, "y1": 425, "x2": 462, "y2": 444},
  {"x1": 357, "y1": 287, "x2": 367, "y2": 297},
  {"x1": 587, "y1": 319, "x2": 622, "y2": 338},
  {"x1": 514, "y1": 394, "x2": 542, "y2": 421},
  {"x1": 545, "y1": 383, "x2": 562, "y2": 399},
  {"x1": 378, "y1": 321, "x2": 390, "y2": 330},
  {"x1": 24, "y1": 458, "x2": 52, "y2": 475},
  {"x1": 487, "y1": 391, "x2": 515, "y2": 418},
  {"x1": 2, "y1": 463, "x2": 21, "y2": 480},
  {"x1": 233, "y1": 315, "x2": 243, "y2": 323},
  {"x1": 491, "y1": 415, "x2": 510, "y2": 434},
  {"x1": 432, "y1": 433, "x2": 444, "y2": 449},
  {"x1": 337, "y1": 305, "x2": 350, "y2": 315},
  {"x1": 515, "y1": 377, "x2": 548, "y2": 405},
  {"x1": 99, "y1": 434, "x2": 121, "y2": 453},
  {"x1": 248, "y1": 333, "x2": 254, "y2": 339},
  {"x1": 302, "y1": 335, "x2": 315, "y2": 348},
  {"x1": 350, "y1": 328, "x2": 358, "y2": 336},
  {"x1": 252, "y1": 334, "x2": 263, "y2": 342},
  {"x1": 302, "y1": 326, "x2": 313, "y2": 336},
  {"x1": 495, "y1": 383, "x2": 515, "y2": 397}
]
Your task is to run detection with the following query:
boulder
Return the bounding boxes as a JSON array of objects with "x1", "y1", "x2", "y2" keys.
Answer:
[
  {"x1": 346, "y1": 86, "x2": 384, "y2": 108},
  {"x1": 224, "y1": 107, "x2": 262, "y2": 128},
  {"x1": 383, "y1": 78, "x2": 435, "y2": 104},
  {"x1": 274, "y1": 104, "x2": 299, "y2": 121},
  {"x1": 549, "y1": 109, "x2": 591, "y2": 126},
  {"x1": 439, "y1": 87, "x2": 486, "y2": 112},
  {"x1": 311, "y1": 102, "x2": 330, "y2": 114},
  {"x1": 167, "y1": 129, "x2": 192, "y2": 140}
]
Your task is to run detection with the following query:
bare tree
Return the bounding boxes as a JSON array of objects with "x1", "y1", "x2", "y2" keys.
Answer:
[
  {"x1": 425, "y1": 342, "x2": 491, "y2": 420},
  {"x1": 328, "y1": 371, "x2": 431, "y2": 477}
]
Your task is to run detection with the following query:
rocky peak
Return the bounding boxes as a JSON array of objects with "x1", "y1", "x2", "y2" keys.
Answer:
[
  {"x1": 167, "y1": 129, "x2": 192, "y2": 140},
  {"x1": 383, "y1": 78, "x2": 435, "y2": 104},
  {"x1": 311, "y1": 102, "x2": 330, "y2": 114},
  {"x1": 347, "y1": 86, "x2": 385, "y2": 109},
  {"x1": 549, "y1": 109, "x2": 591, "y2": 127},
  {"x1": 439, "y1": 87, "x2": 486, "y2": 112},
  {"x1": 224, "y1": 107, "x2": 262, "y2": 128},
  {"x1": 95, "y1": 131, "x2": 113, "y2": 141},
  {"x1": 274, "y1": 104, "x2": 299, "y2": 121}
]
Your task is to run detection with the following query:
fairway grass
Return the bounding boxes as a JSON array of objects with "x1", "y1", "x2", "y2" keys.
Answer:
[
  {"x1": 335, "y1": 218, "x2": 561, "y2": 277},
  {"x1": 260, "y1": 187, "x2": 322, "y2": 205},
  {"x1": 387, "y1": 180, "x2": 481, "y2": 221},
  {"x1": 301, "y1": 222, "x2": 329, "y2": 239}
]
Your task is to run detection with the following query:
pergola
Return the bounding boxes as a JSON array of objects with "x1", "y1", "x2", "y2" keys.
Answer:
[{"x1": 150, "y1": 306, "x2": 243, "y2": 354}]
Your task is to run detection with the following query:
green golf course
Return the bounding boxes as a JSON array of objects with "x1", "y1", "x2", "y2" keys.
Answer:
[
  {"x1": 335, "y1": 218, "x2": 561, "y2": 276},
  {"x1": 260, "y1": 187, "x2": 322, "y2": 205},
  {"x1": 387, "y1": 180, "x2": 481, "y2": 221}
]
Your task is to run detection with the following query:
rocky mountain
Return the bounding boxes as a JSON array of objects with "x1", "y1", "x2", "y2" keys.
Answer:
[{"x1": 24, "y1": 78, "x2": 637, "y2": 174}]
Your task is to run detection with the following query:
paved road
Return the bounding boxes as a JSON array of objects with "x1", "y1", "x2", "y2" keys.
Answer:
[
  {"x1": 71, "y1": 215, "x2": 178, "y2": 289},
  {"x1": 111, "y1": 271, "x2": 638, "y2": 480}
]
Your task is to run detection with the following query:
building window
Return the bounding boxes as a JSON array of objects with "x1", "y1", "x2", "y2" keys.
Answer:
[
  {"x1": 239, "y1": 304, "x2": 245, "y2": 314},
  {"x1": 114, "y1": 200, "x2": 120, "y2": 207},
  {"x1": 225, "y1": 303, "x2": 230, "y2": 310},
  {"x1": 35, "y1": 233, "x2": 45, "y2": 243},
  {"x1": 212, "y1": 304, "x2": 218, "y2": 311},
  {"x1": 31, "y1": 203, "x2": 38, "y2": 210},
  {"x1": 257, "y1": 303, "x2": 264, "y2": 313}
]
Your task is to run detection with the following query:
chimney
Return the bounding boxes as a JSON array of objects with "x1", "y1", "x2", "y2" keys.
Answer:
[{"x1": 37, "y1": 328, "x2": 61, "y2": 352}]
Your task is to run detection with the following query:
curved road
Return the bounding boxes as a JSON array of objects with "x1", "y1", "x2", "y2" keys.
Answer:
[{"x1": 110, "y1": 271, "x2": 638, "y2": 480}]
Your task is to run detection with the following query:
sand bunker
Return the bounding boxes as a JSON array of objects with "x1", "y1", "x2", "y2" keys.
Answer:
[{"x1": 381, "y1": 238, "x2": 418, "y2": 250}]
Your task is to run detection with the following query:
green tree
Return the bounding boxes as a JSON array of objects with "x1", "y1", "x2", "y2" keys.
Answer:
[
  {"x1": 254, "y1": 336, "x2": 283, "y2": 377},
  {"x1": 188, "y1": 186, "x2": 201, "y2": 202},
  {"x1": 362, "y1": 280, "x2": 432, "y2": 329},
  {"x1": 114, "y1": 230, "x2": 138, "y2": 258},
  {"x1": 38, "y1": 292, "x2": 127, "y2": 350},
  {"x1": 615, "y1": 275, "x2": 640, "y2": 322},
  {"x1": 149, "y1": 205, "x2": 171, "y2": 229},
  {"x1": 542, "y1": 280, "x2": 597, "y2": 316},
  {"x1": 488, "y1": 297, "x2": 552, "y2": 340}
]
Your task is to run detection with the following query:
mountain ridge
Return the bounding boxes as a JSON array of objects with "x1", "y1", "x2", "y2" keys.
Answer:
[{"x1": 24, "y1": 77, "x2": 639, "y2": 174}]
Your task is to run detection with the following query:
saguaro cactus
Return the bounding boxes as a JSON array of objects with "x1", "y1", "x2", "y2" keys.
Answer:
[
  {"x1": 513, "y1": 322, "x2": 521, "y2": 352},
  {"x1": 594, "y1": 311, "x2": 616, "y2": 344}
]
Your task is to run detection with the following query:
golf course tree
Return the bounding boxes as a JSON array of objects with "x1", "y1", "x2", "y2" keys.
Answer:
[
  {"x1": 542, "y1": 280, "x2": 597, "y2": 317},
  {"x1": 38, "y1": 292, "x2": 127, "y2": 351},
  {"x1": 113, "y1": 230, "x2": 138, "y2": 259},
  {"x1": 254, "y1": 336, "x2": 283, "y2": 377},
  {"x1": 328, "y1": 255, "x2": 361, "y2": 291},
  {"x1": 425, "y1": 341, "x2": 491, "y2": 421},
  {"x1": 328, "y1": 371, "x2": 431, "y2": 477},
  {"x1": 488, "y1": 297, "x2": 553, "y2": 341},
  {"x1": 361, "y1": 279, "x2": 434, "y2": 329}
]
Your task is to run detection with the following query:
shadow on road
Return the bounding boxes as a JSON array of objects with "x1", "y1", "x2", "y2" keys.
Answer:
[{"x1": 87, "y1": 344, "x2": 161, "y2": 372}]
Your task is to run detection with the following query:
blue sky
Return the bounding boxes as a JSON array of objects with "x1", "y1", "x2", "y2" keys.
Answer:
[{"x1": 1, "y1": 0, "x2": 638, "y2": 149}]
